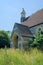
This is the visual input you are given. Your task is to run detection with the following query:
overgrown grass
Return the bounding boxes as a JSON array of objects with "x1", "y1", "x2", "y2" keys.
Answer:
[{"x1": 0, "y1": 48, "x2": 43, "y2": 65}]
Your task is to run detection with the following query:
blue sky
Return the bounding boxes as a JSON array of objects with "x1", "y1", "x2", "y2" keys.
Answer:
[{"x1": 0, "y1": 0, "x2": 43, "y2": 31}]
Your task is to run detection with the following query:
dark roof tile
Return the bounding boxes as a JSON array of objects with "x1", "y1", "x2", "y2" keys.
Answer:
[{"x1": 16, "y1": 23, "x2": 33, "y2": 37}]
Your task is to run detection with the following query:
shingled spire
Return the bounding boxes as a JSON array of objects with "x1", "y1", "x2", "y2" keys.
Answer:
[{"x1": 20, "y1": 8, "x2": 26, "y2": 23}]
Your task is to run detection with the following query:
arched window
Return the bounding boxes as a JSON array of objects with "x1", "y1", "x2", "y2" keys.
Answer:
[{"x1": 38, "y1": 27, "x2": 41, "y2": 33}]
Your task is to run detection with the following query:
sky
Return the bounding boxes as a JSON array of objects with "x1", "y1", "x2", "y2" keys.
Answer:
[{"x1": 0, "y1": 0, "x2": 43, "y2": 31}]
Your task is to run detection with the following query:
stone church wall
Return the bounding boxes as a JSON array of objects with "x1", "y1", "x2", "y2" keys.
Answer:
[
  {"x1": 30, "y1": 24, "x2": 43, "y2": 35},
  {"x1": 21, "y1": 36, "x2": 32, "y2": 50}
]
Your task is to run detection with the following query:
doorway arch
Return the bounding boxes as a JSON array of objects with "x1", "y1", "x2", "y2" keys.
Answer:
[{"x1": 13, "y1": 34, "x2": 18, "y2": 48}]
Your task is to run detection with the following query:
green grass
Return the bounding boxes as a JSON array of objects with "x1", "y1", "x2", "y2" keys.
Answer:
[{"x1": 0, "y1": 48, "x2": 43, "y2": 65}]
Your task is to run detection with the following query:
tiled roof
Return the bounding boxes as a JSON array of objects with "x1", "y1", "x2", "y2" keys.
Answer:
[
  {"x1": 22, "y1": 9, "x2": 43, "y2": 27},
  {"x1": 23, "y1": 16, "x2": 30, "y2": 21},
  {"x1": 16, "y1": 23, "x2": 33, "y2": 37}
]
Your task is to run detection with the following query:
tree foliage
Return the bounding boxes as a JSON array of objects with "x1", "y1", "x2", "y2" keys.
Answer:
[
  {"x1": 0, "y1": 30, "x2": 10, "y2": 48},
  {"x1": 33, "y1": 30, "x2": 43, "y2": 49}
]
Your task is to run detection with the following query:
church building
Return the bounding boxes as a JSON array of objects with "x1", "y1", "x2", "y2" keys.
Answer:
[{"x1": 11, "y1": 8, "x2": 43, "y2": 49}]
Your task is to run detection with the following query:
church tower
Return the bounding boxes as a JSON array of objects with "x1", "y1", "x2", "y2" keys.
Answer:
[{"x1": 20, "y1": 8, "x2": 26, "y2": 23}]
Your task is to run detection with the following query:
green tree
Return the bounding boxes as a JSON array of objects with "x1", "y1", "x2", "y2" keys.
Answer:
[
  {"x1": 0, "y1": 30, "x2": 10, "y2": 48},
  {"x1": 33, "y1": 29, "x2": 43, "y2": 50}
]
